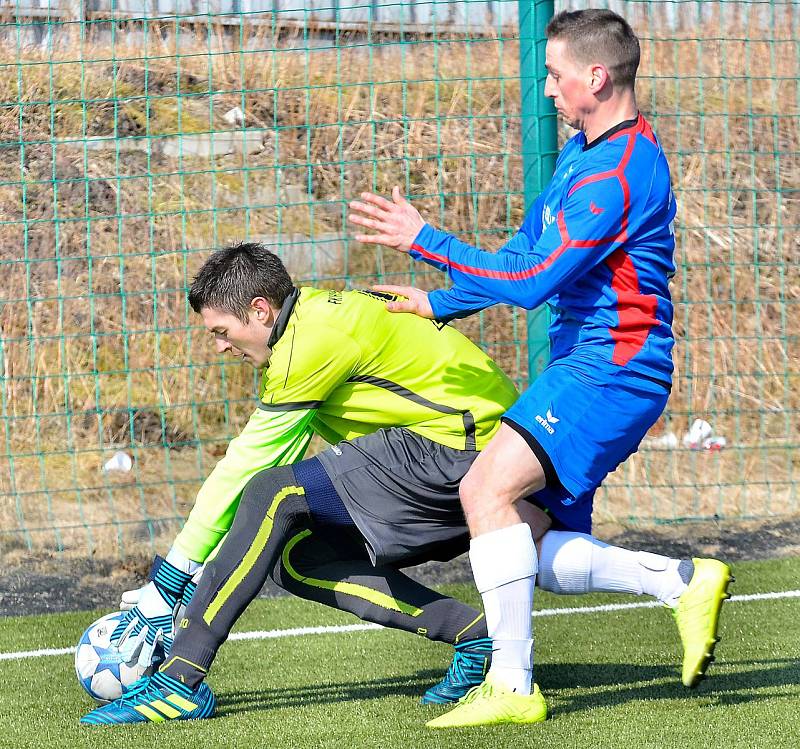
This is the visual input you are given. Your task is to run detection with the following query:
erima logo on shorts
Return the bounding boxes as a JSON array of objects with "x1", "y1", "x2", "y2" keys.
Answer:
[{"x1": 535, "y1": 409, "x2": 559, "y2": 435}]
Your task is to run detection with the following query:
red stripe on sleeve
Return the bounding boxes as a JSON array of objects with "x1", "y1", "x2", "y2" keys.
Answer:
[
  {"x1": 412, "y1": 216, "x2": 571, "y2": 282},
  {"x1": 412, "y1": 119, "x2": 650, "y2": 287}
]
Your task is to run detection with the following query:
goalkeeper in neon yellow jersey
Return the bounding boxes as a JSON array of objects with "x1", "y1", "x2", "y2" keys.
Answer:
[
  {"x1": 97, "y1": 240, "x2": 522, "y2": 721},
  {"x1": 85, "y1": 242, "x2": 729, "y2": 727}
]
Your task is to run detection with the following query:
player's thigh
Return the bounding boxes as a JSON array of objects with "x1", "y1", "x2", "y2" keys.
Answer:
[{"x1": 460, "y1": 422, "x2": 548, "y2": 507}]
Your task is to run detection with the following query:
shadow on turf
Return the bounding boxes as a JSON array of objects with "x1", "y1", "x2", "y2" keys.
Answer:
[
  {"x1": 215, "y1": 670, "x2": 445, "y2": 716},
  {"x1": 539, "y1": 658, "x2": 800, "y2": 714},
  {"x1": 215, "y1": 659, "x2": 800, "y2": 717}
]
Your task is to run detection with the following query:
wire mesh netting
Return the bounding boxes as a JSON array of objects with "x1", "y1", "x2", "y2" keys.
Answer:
[{"x1": 0, "y1": 1, "x2": 797, "y2": 558}]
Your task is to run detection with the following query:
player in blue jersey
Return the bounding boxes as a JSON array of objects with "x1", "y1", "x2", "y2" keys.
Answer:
[{"x1": 350, "y1": 9, "x2": 732, "y2": 728}]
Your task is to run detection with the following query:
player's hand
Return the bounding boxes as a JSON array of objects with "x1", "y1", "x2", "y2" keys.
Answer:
[
  {"x1": 110, "y1": 556, "x2": 192, "y2": 655},
  {"x1": 372, "y1": 285, "x2": 435, "y2": 319},
  {"x1": 111, "y1": 580, "x2": 176, "y2": 655},
  {"x1": 349, "y1": 186, "x2": 425, "y2": 252}
]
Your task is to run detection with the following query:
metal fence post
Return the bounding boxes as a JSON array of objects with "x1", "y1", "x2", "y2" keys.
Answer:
[{"x1": 517, "y1": 0, "x2": 557, "y2": 381}]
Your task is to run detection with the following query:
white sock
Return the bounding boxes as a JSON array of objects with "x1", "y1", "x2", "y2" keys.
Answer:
[
  {"x1": 538, "y1": 531, "x2": 689, "y2": 607},
  {"x1": 469, "y1": 523, "x2": 537, "y2": 695}
]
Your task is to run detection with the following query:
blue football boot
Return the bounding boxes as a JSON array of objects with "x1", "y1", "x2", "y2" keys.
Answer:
[
  {"x1": 80, "y1": 672, "x2": 216, "y2": 726},
  {"x1": 421, "y1": 637, "x2": 492, "y2": 705}
]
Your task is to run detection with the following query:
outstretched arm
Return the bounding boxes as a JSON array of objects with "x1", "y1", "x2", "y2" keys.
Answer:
[
  {"x1": 109, "y1": 407, "x2": 315, "y2": 653},
  {"x1": 354, "y1": 174, "x2": 630, "y2": 314}
]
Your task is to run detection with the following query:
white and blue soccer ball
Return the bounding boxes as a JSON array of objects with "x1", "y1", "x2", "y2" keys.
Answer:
[{"x1": 74, "y1": 611, "x2": 155, "y2": 704}]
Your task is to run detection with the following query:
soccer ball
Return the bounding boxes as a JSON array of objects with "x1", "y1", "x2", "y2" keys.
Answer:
[{"x1": 74, "y1": 611, "x2": 157, "y2": 703}]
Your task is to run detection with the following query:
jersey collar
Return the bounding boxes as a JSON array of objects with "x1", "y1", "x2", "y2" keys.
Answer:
[
  {"x1": 583, "y1": 113, "x2": 640, "y2": 151},
  {"x1": 268, "y1": 286, "x2": 300, "y2": 349}
]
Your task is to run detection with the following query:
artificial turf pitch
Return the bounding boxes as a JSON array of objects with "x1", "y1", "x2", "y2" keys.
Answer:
[{"x1": 1, "y1": 556, "x2": 799, "y2": 749}]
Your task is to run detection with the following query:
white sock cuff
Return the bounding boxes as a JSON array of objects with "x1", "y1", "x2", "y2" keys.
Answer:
[{"x1": 469, "y1": 523, "x2": 538, "y2": 593}]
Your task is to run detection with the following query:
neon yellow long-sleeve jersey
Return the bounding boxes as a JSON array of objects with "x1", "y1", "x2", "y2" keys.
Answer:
[{"x1": 172, "y1": 287, "x2": 519, "y2": 562}]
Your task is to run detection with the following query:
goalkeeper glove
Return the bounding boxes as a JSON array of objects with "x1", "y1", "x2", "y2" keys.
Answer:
[
  {"x1": 119, "y1": 585, "x2": 145, "y2": 612},
  {"x1": 111, "y1": 555, "x2": 193, "y2": 660}
]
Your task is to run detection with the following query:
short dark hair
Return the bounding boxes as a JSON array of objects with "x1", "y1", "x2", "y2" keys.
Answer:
[
  {"x1": 188, "y1": 242, "x2": 294, "y2": 322},
  {"x1": 546, "y1": 9, "x2": 640, "y2": 89}
]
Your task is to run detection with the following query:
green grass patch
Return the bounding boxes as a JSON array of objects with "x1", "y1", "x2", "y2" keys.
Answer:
[{"x1": 0, "y1": 557, "x2": 799, "y2": 748}]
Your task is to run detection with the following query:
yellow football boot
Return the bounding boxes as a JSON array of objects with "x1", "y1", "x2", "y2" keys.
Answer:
[
  {"x1": 673, "y1": 557, "x2": 733, "y2": 687},
  {"x1": 426, "y1": 677, "x2": 547, "y2": 729}
]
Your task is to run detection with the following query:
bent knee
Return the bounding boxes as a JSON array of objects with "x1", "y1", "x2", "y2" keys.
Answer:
[
  {"x1": 459, "y1": 468, "x2": 515, "y2": 519},
  {"x1": 240, "y1": 465, "x2": 298, "y2": 507},
  {"x1": 458, "y1": 469, "x2": 484, "y2": 515}
]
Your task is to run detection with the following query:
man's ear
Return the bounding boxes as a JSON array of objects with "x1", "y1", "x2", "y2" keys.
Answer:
[
  {"x1": 250, "y1": 297, "x2": 274, "y2": 324},
  {"x1": 588, "y1": 63, "x2": 610, "y2": 94}
]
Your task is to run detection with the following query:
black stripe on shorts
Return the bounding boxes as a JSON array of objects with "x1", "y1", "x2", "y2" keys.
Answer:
[{"x1": 501, "y1": 417, "x2": 562, "y2": 491}]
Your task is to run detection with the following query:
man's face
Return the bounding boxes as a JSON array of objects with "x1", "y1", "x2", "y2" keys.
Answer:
[
  {"x1": 544, "y1": 39, "x2": 598, "y2": 131},
  {"x1": 200, "y1": 304, "x2": 274, "y2": 369}
]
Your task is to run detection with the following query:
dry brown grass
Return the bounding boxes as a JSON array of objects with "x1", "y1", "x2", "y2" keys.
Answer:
[{"x1": 0, "y1": 13, "x2": 797, "y2": 556}]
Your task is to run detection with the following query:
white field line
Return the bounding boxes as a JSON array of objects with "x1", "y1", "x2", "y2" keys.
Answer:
[{"x1": 2, "y1": 589, "x2": 798, "y2": 663}]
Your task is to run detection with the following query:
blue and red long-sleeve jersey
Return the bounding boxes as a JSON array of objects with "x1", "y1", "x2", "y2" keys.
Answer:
[{"x1": 410, "y1": 114, "x2": 676, "y2": 383}]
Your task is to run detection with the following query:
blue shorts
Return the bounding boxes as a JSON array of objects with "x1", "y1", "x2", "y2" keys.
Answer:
[{"x1": 504, "y1": 359, "x2": 670, "y2": 534}]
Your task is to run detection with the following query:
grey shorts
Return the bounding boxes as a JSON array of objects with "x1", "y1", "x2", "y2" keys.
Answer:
[{"x1": 316, "y1": 428, "x2": 477, "y2": 567}]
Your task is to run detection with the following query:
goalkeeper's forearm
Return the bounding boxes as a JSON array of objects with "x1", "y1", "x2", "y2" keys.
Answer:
[{"x1": 170, "y1": 407, "x2": 316, "y2": 563}]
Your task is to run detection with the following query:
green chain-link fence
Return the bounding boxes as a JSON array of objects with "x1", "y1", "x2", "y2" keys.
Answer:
[{"x1": 1, "y1": 1, "x2": 797, "y2": 558}]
